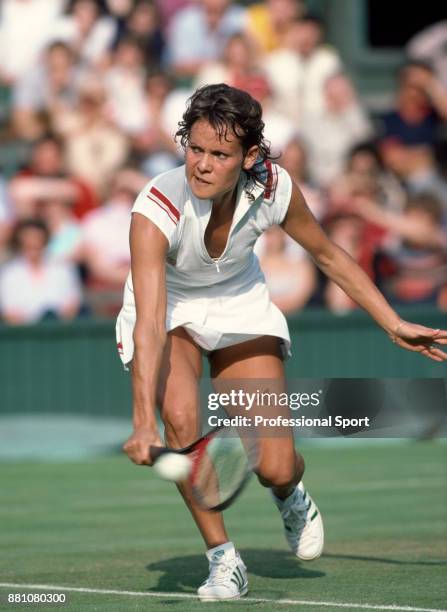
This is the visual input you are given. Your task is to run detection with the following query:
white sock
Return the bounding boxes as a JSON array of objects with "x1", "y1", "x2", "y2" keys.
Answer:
[{"x1": 207, "y1": 541, "x2": 235, "y2": 556}]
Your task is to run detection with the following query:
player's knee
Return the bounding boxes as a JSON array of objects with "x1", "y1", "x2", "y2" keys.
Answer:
[
  {"x1": 257, "y1": 452, "x2": 304, "y2": 488},
  {"x1": 162, "y1": 403, "x2": 198, "y2": 448}
]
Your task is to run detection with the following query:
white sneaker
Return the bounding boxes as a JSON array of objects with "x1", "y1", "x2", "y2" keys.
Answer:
[
  {"x1": 272, "y1": 482, "x2": 324, "y2": 560},
  {"x1": 197, "y1": 542, "x2": 248, "y2": 601}
]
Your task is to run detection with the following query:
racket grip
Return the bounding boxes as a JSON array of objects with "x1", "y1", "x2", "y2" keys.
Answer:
[{"x1": 149, "y1": 445, "x2": 164, "y2": 461}]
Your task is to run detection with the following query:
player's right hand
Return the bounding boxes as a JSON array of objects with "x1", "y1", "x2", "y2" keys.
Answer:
[{"x1": 123, "y1": 426, "x2": 163, "y2": 466}]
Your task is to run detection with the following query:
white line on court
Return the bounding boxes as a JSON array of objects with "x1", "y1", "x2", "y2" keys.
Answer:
[{"x1": 0, "y1": 583, "x2": 446, "y2": 611}]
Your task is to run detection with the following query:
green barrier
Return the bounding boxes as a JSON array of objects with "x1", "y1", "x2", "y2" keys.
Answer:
[
  {"x1": 0, "y1": 308, "x2": 445, "y2": 415},
  {"x1": 0, "y1": 319, "x2": 131, "y2": 417},
  {"x1": 285, "y1": 308, "x2": 446, "y2": 378}
]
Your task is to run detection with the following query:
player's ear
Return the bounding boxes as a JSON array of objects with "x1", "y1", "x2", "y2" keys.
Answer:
[{"x1": 242, "y1": 146, "x2": 259, "y2": 171}]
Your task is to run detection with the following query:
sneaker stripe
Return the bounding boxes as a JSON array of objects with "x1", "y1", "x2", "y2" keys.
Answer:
[
  {"x1": 231, "y1": 568, "x2": 244, "y2": 588},
  {"x1": 310, "y1": 509, "x2": 319, "y2": 521},
  {"x1": 307, "y1": 500, "x2": 312, "y2": 511},
  {"x1": 235, "y1": 567, "x2": 244, "y2": 587}
]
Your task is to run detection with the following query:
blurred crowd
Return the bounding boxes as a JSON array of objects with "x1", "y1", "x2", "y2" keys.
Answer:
[{"x1": 0, "y1": 0, "x2": 446, "y2": 324}]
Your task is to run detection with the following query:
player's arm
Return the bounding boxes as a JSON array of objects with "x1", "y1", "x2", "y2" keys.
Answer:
[
  {"x1": 123, "y1": 212, "x2": 168, "y2": 465},
  {"x1": 281, "y1": 181, "x2": 447, "y2": 361}
]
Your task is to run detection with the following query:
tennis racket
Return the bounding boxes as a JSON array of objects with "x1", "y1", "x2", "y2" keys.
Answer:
[{"x1": 150, "y1": 426, "x2": 258, "y2": 512}]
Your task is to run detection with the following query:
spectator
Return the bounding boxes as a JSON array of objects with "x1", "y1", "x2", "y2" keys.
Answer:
[
  {"x1": 300, "y1": 72, "x2": 373, "y2": 187},
  {"x1": 249, "y1": 78, "x2": 297, "y2": 157},
  {"x1": 12, "y1": 41, "x2": 83, "y2": 141},
  {"x1": 279, "y1": 137, "x2": 325, "y2": 220},
  {"x1": 37, "y1": 197, "x2": 83, "y2": 263},
  {"x1": 52, "y1": 0, "x2": 117, "y2": 70},
  {"x1": 153, "y1": 0, "x2": 192, "y2": 29},
  {"x1": 80, "y1": 169, "x2": 145, "y2": 315},
  {"x1": 264, "y1": 14, "x2": 341, "y2": 123},
  {"x1": 0, "y1": 0, "x2": 66, "y2": 85},
  {"x1": 158, "y1": 85, "x2": 194, "y2": 149},
  {"x1": 379, "y1": 62, "x2": 447, "y2": 197},
  {"x1": 122, "y1": 1, "x2": 165, "y2": 70},
  {"x1": 322, "y1": 153, "x2": 398, "y2": 313},
  {"x1": 245, "y1": 0, "x2": 305, "y2": 54},
  {"x1": 258, "y1": 225, "x2": 316, "y2": 314},
  {"x1": 323, "y1": 214, "x2": 367, "y2": 313},
  {"x1": 132, "y1": 71, "x2": 181, "y2": 175},
  {"x1": 103, "y1": 36, "x2": 148, "y2": 135},
  {"x1": 9, "y1": 134, "x2": 97, "y2": 220},
  {"x1": 55, "y1": 77, "x2": 129, "y2": 197},
  {"x1": 381, "y1": 62, "x2": 447, "y2": 148},
  {"x1": 342, "y1": 142, "x2": 406, "y2": 212},
  {"x1": 167, "y1": 0, "x2": 246, "y2": 80},
  {"x1": 407, "y1": 21, "x2": 447, "y2": 88},
  {"x1": 0, "y1": 218, "x2": 82, "y2": 324},
  {"x1": 352, "y1": 193, "x2": 447, "y2": 308},
  {"x1": 194, "y1": 33, "x2": 271, "y2": 102}
]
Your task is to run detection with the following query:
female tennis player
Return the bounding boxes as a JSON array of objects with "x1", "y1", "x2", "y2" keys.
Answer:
[{"x1": 118, "y1": 84, "x2": 447, "y2": 601}]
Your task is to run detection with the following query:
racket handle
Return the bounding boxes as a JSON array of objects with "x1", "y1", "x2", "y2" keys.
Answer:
[{"x1": 149, "y1": 445, "x2": 165, "y2": 461}]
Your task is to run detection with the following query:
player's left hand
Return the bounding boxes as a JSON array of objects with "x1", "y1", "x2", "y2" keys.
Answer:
[{"x1": 389, "y1": 320, "x2": 447, "y2": 362}]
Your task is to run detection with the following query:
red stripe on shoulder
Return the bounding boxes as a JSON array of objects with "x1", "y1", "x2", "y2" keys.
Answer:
[
  {"x1": 147, "y1": 195, "x2": 178, "y2": 225},
  {"x1": 264, "y1": 160, "x2": 273, "y2": 199},
  {"x1": 149, "y1": 186, "x2": 180, "y2": 222}
]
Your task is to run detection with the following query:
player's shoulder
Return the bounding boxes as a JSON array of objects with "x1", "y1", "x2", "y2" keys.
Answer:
[
  {"x1": 254, "y1": 160, "x2": 291, "y2": 206},
  {"x1": 136, "y1": 165, "x2": 187, "y2": 223}
]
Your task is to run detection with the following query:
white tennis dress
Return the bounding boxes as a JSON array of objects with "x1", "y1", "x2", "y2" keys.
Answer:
[{"x1": 116, "y1": 161, "x2": 293, "y2": 366}]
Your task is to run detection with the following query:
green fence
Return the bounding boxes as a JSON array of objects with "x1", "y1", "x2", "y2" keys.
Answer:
[{"x1": 0, "y1": 308, "x2": 445, "y2": 416}]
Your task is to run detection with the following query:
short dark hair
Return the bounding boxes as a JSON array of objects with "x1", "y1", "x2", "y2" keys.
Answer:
[
  {"x1": 347, "y1": 141, "x2": 383, "y2": 170},
  {"x1": 175, "y1": 83, "x2": 273, "y2": 187},
  {"x1": 46, "y1": 40, "x2": 75, "y2": 59},
  {"x1": 11, "y1": 219, "x2": 50, "y2": 251}
]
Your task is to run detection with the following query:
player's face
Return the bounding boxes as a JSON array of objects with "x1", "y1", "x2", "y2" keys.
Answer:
[{"x1": 185, "y1": 119, "x2": 258, "y2": 204}]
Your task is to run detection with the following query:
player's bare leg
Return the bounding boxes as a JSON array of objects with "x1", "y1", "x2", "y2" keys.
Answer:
[
  {"x1": 210, "y1": 335, "x2": 324, "y2": 560},
  {"x1": 210, "y1": 335, "x2": 304, "y2": 498},
  {"x1": 157, "y1": 327, "x2": 230, "y2": 549}
]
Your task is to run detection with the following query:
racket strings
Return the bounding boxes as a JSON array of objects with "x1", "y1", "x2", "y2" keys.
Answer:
[{"x1": 191, "y1": 431, "x2": 256, "y2": 509}]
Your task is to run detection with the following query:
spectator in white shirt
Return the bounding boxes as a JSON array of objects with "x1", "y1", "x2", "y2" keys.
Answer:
[
  {"x1": 0, "y1": 0, "x2": 66, "y2": 84},
  {"x1": 0, "y1": 219, "x2": 82, "y2": 324},
  {"x1": 265, "y1": 14, "x2": 341, "y2": 123},
  {"x1": 103, "y1": 36, "x2": 148, "y2": 135},
  {"x1": 300, "y1": 72, "x2": 373, "y2": 188}
]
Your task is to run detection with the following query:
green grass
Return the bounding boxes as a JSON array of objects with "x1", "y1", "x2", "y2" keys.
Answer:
[{"x1": 1, "y1": 441, "x2": 446, "y2": 611}]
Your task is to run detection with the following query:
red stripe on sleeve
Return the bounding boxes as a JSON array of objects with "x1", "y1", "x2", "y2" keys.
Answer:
[
  {"x1": 147, "y1": 195, "x2": 178, "y2": 224},
  {"x1": 149, "y1": 186, "x2": 180, "y2": 222}
]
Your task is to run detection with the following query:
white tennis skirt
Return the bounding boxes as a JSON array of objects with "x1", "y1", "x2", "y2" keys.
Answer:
[{"x1": 116, "y1": 277, "x2": 291, "y2": 366}]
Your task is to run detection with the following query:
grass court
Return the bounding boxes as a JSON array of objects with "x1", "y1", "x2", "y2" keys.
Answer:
[{"x1": 1, "y1": 441, "x2": 446, "y2": 611}]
